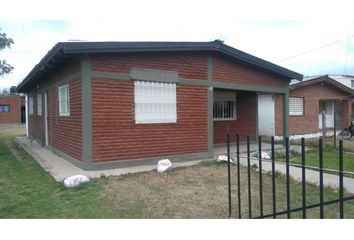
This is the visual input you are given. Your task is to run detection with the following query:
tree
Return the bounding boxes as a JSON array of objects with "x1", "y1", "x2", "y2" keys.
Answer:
[{"x1": 0, "y1": 28, "x2": 14, "y2": 76}]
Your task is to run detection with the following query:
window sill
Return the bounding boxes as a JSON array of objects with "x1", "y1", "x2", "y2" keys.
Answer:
[{"x1": 213, "y1": 118, "x2": 237, "y2": 121}]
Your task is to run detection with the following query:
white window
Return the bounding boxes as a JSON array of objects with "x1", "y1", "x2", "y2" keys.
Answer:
[
  {"x1": 134, "y1": 81, "x2": 177, "y2": 124},
  {"x1": 37, "y1": 94, "x2": 42, "y2": 116},
  {"x1": 351, "y1": 80, "x2": 354, "y2": 88},
  {"x1": 29, "y1": 97, "x2": 33, "y2": 115},
  {"x1": 289, "y1": 97, "x2": 304, "y2": 116},
  {"x1": 213, "y1": 91, "x2": 237, "y2": 120},
  {"x1": 58, "y1": 84, "x2": 70, "y2": 116}
]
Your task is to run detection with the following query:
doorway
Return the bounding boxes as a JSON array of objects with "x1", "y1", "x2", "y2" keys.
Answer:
[
  {"x1": 319, "y1": 100, "x2": 334, "y2": 128},
  {"x1": 257, "y1": 95, "x2": 275, "y2": 136}
]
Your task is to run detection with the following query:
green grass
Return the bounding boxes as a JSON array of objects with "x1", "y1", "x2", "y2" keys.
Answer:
[
  {"x1": 1, "y1": 134, "x2": 354, "y2": 218},
  {"x1": 285, "y1": 145, "x2": 354, "y2": 174},
  {"x1": 0, "y1": 136, "x2": 112, "y2": 218}
]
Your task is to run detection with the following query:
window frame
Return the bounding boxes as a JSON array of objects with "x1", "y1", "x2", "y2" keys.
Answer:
[
  {"x1": 37, "y1": 94, "x2": 42, "y2": 116},
  {"x1": 58, "y1": 84, "x2": 70, "y2": 117},
  {"x1": 0, "y1": 104, "x2": 10, "y2": 112},
  {"x1": 134, "y1": 80, "x2": 177, "y2": 124},
  {"x1": 289, "y1": 97, "x2": 304, "y2": 116},
  {"x1": 213, "y1": 91, "x2": 237, "y2": 121}
]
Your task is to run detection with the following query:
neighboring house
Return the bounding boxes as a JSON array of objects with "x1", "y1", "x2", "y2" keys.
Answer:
[
  {"x1": 0, "y1": 94, "x2": 25, "y2": 124},
  {"x1": 327, "y1": 75, "x2": 354, "y2": 119},
  {"x1": 329, "y1": 75, "x2": 354, "y2": 89},
  {"x1": 259, "y1": 75, "x2": 354, "y2": 139},
  {"x1": 16, "y1": 41, "x2": 302, "y2": 170}
]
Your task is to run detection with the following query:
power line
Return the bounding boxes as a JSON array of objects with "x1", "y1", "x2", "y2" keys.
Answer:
[
  {"x1": 278, "y1": 34, "x2": 354, "y2": 62},
  {"x1": 343, "y1": 36, "x2": 352, "y2": 74}
]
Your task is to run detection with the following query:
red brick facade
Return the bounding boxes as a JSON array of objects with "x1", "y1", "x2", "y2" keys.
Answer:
[
  {"x1": 27, "y1": 51, "x2": 291, "y2": 165},
  {"x1": 28, "y1": 60, "x2": 82, "y2": 161},
  {"x1": 213, "y1": 92, "x2": 258, "y2": 144},
  {"x1": 91, "y1": 52, "x2": 210, "y2": 162},
  {"x1": 212, "y1": 55, "x2": 288, "y2": 143},
  {"x1": 0, "y1": 95, "x2": 24, "y2": 124},
  {"x1": 91, "y1": 79, "x2": 208, "y2": 162},
  {"x1": 92, "y1": 52, "x2": 209, "y2": 80},
  {"x1": 275, "y1": 81, "x2": 353, "y2": 136},
  {"x1": 212, "y1": 55, "x2": 288, "y2": 88},
  {"x1": 274, "y1": 94, "x2": 284, "y2": 136}
]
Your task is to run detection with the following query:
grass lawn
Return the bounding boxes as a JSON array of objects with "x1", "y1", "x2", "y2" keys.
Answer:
[
  {"x1": 302, "y1": 146, "x2": 353, "y2": 173},
  {"x1": 1, "y1": 134, "x2": 354, "y2": 218},
  {"x1": 280, "y1": 144, "x2": 354, "y2": 175}
]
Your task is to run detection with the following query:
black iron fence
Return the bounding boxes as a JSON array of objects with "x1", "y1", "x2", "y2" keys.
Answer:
[{"x1": 225, "y1": 133, "x2": 354, "y2": 219}]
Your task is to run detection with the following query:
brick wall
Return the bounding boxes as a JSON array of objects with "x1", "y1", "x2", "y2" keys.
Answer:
[
  {"x1": 274, "y1": 94, "x2": 284, "y2": 136},
  {"x1": 92, "y1": 52, "x2": 209, "y2": 80},
  {"x1": 343, "y1": 100, "x2": 353, "y2": 127},
  {"x1": 28, "y1": 59, "x2": 82, "y2": 161},
  {"x1": 0, "y1": 95, "x2": 22, "y2": 124},
  {"x1": 213, "y1": 92, "x2": 257, "y2": 143},
  {"x1": 91, "y1": 78, "x2": 208, "y2": 162},
  {"x1": 47, "y1": 78, "x2": 82, "y2": 161},
  {"x1": 212, "y1": 55, "x2": 289, "y2": 88}
]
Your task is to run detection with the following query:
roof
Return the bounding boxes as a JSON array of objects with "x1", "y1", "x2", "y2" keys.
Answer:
[
  {"x1": 290, "y1": 75, "x2": 354, "y2": 96},
  {"x1": 17, "y1": 41, "x2": 303, "y2": 92}
]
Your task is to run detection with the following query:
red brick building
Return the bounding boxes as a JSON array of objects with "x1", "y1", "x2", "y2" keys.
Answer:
[
  {"x1": 270, "y1": 76, "x2": 354, "y2": 139},
  {"x1": 17, "y1": 41, "x2": 301, "y2": 170},
  {"x1": 0, "y1": 94, "x2": 25, "y2": 124}
]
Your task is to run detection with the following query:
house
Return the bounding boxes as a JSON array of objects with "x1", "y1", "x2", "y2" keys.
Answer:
[
  {"x1": 0, "y1": 93, "x2": 25, "y2": 124},
  {"x1": 322, "y1": 75, "x2": 354, "y2": 120},
  {"x1": 258, "y1": 75, "x2": 354, "y2": 139},
  {"x1": 16, "y1": 41, "x2": 302, "y2": 170},
  {"x1": 329, "y1": 75, "x2": 354, "y2": 89}
]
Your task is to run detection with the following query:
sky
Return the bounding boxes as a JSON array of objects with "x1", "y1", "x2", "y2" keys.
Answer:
[{"x1": 0, "y1": 1, "x2": 354, "y2": 90}]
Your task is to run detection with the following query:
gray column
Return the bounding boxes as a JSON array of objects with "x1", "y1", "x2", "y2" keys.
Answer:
[
  {"x1": 81, "y1": 55, "x2": 93, "y2": 168},
  {"x1": 282, "y1": 92, "x2": 289, "y2": 141},
  {"x1": 207, "y1": 54, "x2": 214, "y2": 157}
]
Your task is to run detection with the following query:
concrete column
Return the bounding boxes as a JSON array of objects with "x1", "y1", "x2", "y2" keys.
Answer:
[
  {"x1": 282, "y1": 92, "x2": 289, "y2": 141},
  {"x1": 81, "y1": 55, "x2": 93, "y2": 168},
  {"x1": 207, "y1": 54, "x2": 214, "y2": 158}
]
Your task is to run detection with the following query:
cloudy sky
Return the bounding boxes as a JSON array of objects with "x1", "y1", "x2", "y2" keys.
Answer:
[{"x1": 0, "y1": 1, "x2": 354, "y2": 89}]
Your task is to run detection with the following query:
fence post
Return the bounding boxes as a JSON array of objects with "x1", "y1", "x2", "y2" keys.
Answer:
[
  {"x1": 285, "y1": 137, "x2": 291, "y2": 219},
  {"x1": 301, "y1": 138, "x2": 306, "y2": 219},
  {"x1": 227, "y1": 131, "x2": 232, "y2": 218},
  {"x1": 271, "y1": 136, "x2": 276, "y2": 219},
  {"x1": 258, "y1": 136, "x2": 263, "y2": 218},
  {"x1": 247, "y1": 136, "x2": 252, "y2": 218},
  {"x1": 236, "y1": 134, "x2": 241, "y2": 219},
  {"x1": 339, "y1": 140, "x2": 344, "y2": 219},
  {"x1": 319, "y1": 138, "x2": 324, "y2": 218}
]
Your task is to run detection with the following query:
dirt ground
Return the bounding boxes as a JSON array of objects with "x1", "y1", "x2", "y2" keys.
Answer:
[
  {"x1": 99, "y1": 161, "x2": 354, "y2": 218},
  {"x1": 0, "y1": 124, "x2": 26, "y2": 137}
]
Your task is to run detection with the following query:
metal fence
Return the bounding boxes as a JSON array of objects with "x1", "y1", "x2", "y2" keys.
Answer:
[{"x1": 225, "y1": 133, "x2": 354, "y2": 219}]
